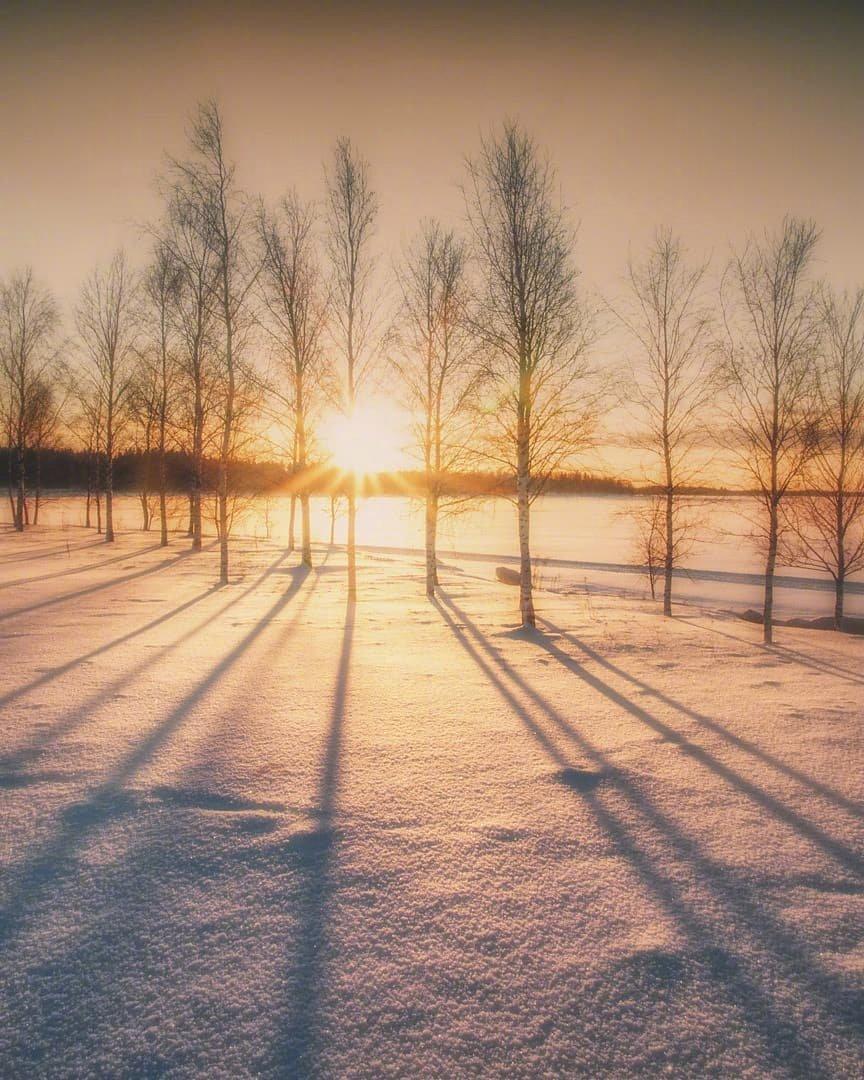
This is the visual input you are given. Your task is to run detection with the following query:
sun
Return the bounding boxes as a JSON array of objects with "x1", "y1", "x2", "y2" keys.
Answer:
[{"x1": 318, "y1": 399, "x2": 408, "y2": 476}]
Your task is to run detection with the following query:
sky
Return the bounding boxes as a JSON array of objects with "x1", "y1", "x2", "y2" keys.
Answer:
[{"x1": 2, "y1": 0, "x2": 863, "y2": 478}]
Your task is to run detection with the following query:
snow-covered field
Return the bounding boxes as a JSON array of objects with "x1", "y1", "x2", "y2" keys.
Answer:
[
  {"x1": 27, "y1": 492, "x2": 864, "y2": 622},
  {"x1": 0, "y1": 527, "x2": 862, "y2": 1077}
]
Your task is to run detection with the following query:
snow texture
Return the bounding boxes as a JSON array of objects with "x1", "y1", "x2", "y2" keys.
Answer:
[{"x1": 0, "y1": 528, "x2": 862, "y2": 1078}]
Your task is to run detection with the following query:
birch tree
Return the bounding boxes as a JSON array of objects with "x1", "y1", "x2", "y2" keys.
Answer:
[
  {"x1": 141, "y1": 242, "x2": 182, "y2": 545},
  {"x1": 161, "y1": 184, "x2": 219, "y2": 551},
  {"x1": 168, "y1": 101, "x2": 254, "y2": 582},
  {"x1": 614, "y1": 229, "x2": 713, "y2": 616},
  {"x1": 67, "y1": 375, "x2": 104, "y2": 530},
  {"x1": 76, "y1": 251, "x2": 139, "y2": 543},
  {"x1": 258, "y1": 191, "x2": 329, "y2": 567},
  {"x1": 127, "y1": 355, "x2": 162, "y2": 530},
  {"x1": 392, "y1": 219, "x2": 479, "y2": 597},
  {"x1": 325, "y1": 137, "x2": 378, "y2": 601},
  {"x1": 782, "y1": 287, "x2": 864, "y2": 626},
  {"x1": 28, "y1": 378, "x2": 63, "y2": 525},
  {"x1": 0, "y1": 269, "x2": 61, "y2": 531},
  {"x1": 465, "y1": 122, "x2": 594, "y2": 627},
  {"x1": 720, "y1": 216, "x2": 820, "y2": 644}
]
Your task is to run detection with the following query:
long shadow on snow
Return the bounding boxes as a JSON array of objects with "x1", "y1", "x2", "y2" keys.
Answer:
[
  {"x1": 539, "y1": 617, "x2": 863, "y2": 822},
  {"x1": 680, "y1": 613, "x2": 864, "y2": 688},
  {"x1": 0, "y1": 562, "x2": 313, "y2": 950},
  {"x1": 0, "y1": 541, "x2": 218, "y2": 623},
  {"x1": 0, "y1": 559, "x2": 333, "y2": 1074},
  {"x1": 433, "y1": 591, "x2": 862, "y2": 1078},
  {"x1": 261, "y1": 598, "x2": 354, "y2": 1075},
  {"x1": 0, "y1": 541, "x2": 165, "y2": 590},
  {"x1": 0, "y1": 537, "x2": 103, "y2": 564},
  {"x1": 0, "y1": 548, "x2": 294, "y2": 774}
]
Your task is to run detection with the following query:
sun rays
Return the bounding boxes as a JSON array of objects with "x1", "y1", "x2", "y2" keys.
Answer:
[{"x1": 317, "y1": 400, "x2": 409, "y2": 478}]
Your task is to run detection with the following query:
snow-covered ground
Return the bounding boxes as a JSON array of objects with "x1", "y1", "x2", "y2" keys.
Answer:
[{"x1": 0, "y1": 527, "x2": 862, "y2": 1077}]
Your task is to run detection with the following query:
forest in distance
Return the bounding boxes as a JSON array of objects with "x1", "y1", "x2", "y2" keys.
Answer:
[
  {"x1": 2, "y1": 103, "x2": 863, "y2": 642},
  {"x1": 2, "y1": 448, "x2": 738, "y2": 500}
]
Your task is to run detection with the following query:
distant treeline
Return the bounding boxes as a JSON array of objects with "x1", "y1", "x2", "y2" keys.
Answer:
[
  {"x1": 1, "y1": 447, "x2": 746, "y2": 499},
  {"x1": 0, "y1": 447, "x2": 285, "y2": 496}
]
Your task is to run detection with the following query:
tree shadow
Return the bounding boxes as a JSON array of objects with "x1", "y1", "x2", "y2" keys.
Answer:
[
  {"x1": 0, "y1": 587, "x2": 217, "y2": 714},
  {"x1": 263, "y1": 599, "x2": 355, "y2": 1075},
  {"x1": 433, "y1": 591, "x2": 863, "y2": 1075},
  {"x1": 0, "y1": 537, "x2": 103, "y2": 564},
  {"x1": 680, "y1": 614, "x2": 864, "y2": 688},
  {"x1": 0, "y1": 542, "x2": 166, "y2": 591},
  {"x1": 0, "y1": 542, "x2": 218, "y2": 624},
  {"x1": 0, "y1": 561, "x2": 334, "y2": 1074},
  {"x1": 0, "y1": 548, "x2": 296, "y2": 775},
  {"x1": 538, "y1": 617, "x2": 863, "y2": 821},
  {"x1": 526, "y1": 620, "x2": 862, "y2": 877},
  {"x1": 0, "y1": 561, "x2": 315, "y2": 951}
]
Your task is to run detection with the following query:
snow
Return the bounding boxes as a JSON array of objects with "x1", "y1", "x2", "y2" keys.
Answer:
[{"x1": 0, "y1": 526, "x2": 862, "y2": 1077}]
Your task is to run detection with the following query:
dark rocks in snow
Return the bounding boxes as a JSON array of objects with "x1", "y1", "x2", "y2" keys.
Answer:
[{"x1": 495, "y1": 566, "x2": 521, "y2": 586}]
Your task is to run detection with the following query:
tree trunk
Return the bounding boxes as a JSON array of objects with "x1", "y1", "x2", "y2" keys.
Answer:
[
  {"x1": 834, "y1": 573, "x2": 844, "y2": 629},
  {"x1": 141, "y1": 446, "x2": 152, "y2": 531},
  {"x1": 218, "y1": 463, "x2": 229, "y2": 585},
  {"x1": 517, "y1": 484, "x2": 535, "y2": 627},
  {"x1": 159, "y1": 456, "x2": 168, "y2": 547},
  {"x1": 7, "y1": 471, "x2": 16, "y2": 526},
  {"x1": 297, "y1": 406, "x2": 311, "y2": 567},
  {"x1": 34, "y1": 449, "x2": 42, "y2": 526},
  {"x1": 663, "y1": 486, "x2": 674, "y2": 617},
  {"x1": 14, "y1": 439, "x2": 25, "y2": 532},
  {"x1": 105, "y1": 399, "x2": 115, "y2": 545},
  {"x1": 834, "y1": 493, "x2": 846, "y2": 630},
  {"x1": 347, "y1": 492, "x2": 357, "y2": 601},
  {"x1": 516, "y1": 363, "x2": 536, "y2": 628},
  {"x1": 105, "y1": 453, "x2": 115, "y2": 542},
  {"x1": 300, "y1": 494, "x2": 312, "y2": 568},
  {"x1": 425, "y1": 491, "x2": 438, "y2": 598},
  {"x1": 95, "y1": 451, "x2": 103, "y2": 534},
  {"x1": 288, "y1": 494, "x2": 296, "y2": 553},
  {"x1": 191, "y1": 454, "x2": 203, "y2": 550},
  {"x1": 763, "y1": 504, "x2": 778, "y2": 644},
  {"x1": 329, "y1": 496, "x2": 336, "y2": 546}
]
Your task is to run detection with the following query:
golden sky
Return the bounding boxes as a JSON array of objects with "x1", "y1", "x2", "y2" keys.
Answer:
[{"x1": 3, "y1": 1, "x2": 863, "y2": 480}]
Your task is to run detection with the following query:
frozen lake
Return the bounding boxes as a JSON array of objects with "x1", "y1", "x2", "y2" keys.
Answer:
[{"x1": 14, "y1": 491, "x2": 864, "y2": 619}]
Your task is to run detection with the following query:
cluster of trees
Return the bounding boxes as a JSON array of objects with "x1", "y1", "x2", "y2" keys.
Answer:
[{"x1": 2, "y1": 103, "x2": 863, "y2": 639}]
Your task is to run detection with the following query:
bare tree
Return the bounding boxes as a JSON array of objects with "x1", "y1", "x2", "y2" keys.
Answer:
[
  {"x1": 628, "y1": 494, "x2": 700, "y2": 602},
  {"x1": 720, "y1": 216, "x2": 820, "y2": 644},
  {"x1": 28, "y1": 378, "x2": 64, "y2": 525},
  {"x1": 169, "y1": 101, "x2": 254, "y2": 583},
  {"x1": 613, "y1": 229, "x2": 713, "y2": 616},
  {"x1": 258, "y1": 191, "x2": 329, "y2": 567},
  {"x1": 0, "y1": 269, "x2": 61, "y2": 531},
  {"x1": 325, "y1": 137, "x2": 378, "y2": 601},
  {"x1": 631, "y1": 495, "x2": 665, "y2": 600},
  {"x1": 465, "y1": 122, "x2": 594, "y2": 627},
  {"x1": 76, "y1": 251, "x2": 139, "y2": 543},
  {"x1": 782, "y1": 287, "x2": 864, "y2": 626},
  {"x1": 392, "y1": 219, "x2": 479, "y2": 597},
  {"x1": 159, "y1": 176, "x2": 220, "y2": 551},
  {"x1": 141, "y1": 242, "x2": 182, "y2": 545},
  {"x1": 67, "y1": 375, "x2": 104, "y2": 530},
  {"x1": 127, "y1": 356, "x2": 161, "y2": 530}
]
